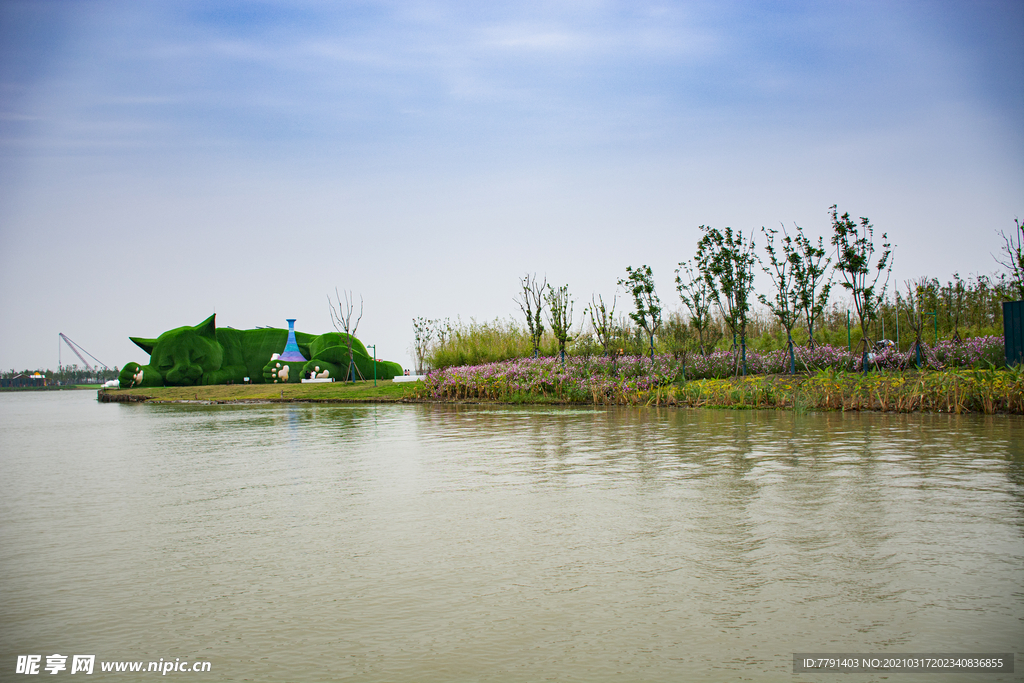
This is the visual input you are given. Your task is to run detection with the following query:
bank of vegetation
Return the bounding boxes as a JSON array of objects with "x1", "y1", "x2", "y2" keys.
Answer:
[
  {"x1": 414, "y1": 352, "x2": 1023, "y2": 414},
  {"x1": 414, "y1": 213, "x2": 1021, "y2": 372},
  {"x1": 99, "y1": 361, "x2": 1024, "y2": 414},
  {"x1": 405, "y1": 208, "x2": 1023, "y2": 413}
]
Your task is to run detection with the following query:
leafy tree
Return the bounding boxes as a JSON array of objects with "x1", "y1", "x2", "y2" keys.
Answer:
[
  {"x1": 618, "y1": 265, "x2": 662, "y2": 360},
  {"x1": 696, "y1": 226, "x2": 756, "y2": 376},
  {"x1": 788, "y1": 223, "x2": 834, "y2": 348},
  {"x1": 995, "y1": 218, "x2": 1024, "y2": 300},
  {"x1": 674, "y1": 259, "x2": 714, "y2": 356},
  {"x1": 587, "y1": 294, "x2": 616, "y2": 356},
  {"x1": 757, "y1": 225, "x2": 799, "y2": 373},
  {"x1": 544, "y1": 284, "x2": 574, "y2": 363},
  {"x1": 514, "y1": 273, "x2": 546, "y2": 357},
  {"x1": 829, "y1": 205, "x2": 892, "y2": 372}
]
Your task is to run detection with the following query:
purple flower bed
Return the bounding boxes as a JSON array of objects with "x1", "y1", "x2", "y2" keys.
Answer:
[
  {"x1": 423, "y1": 355, "x2": 676, "y2": 401},
  {"x1": 860, "y1": 335, "x2": 1004, "y2": 371},
  {"x1": 421, "y1": 337, "x2": 1006, "y2": 400}
]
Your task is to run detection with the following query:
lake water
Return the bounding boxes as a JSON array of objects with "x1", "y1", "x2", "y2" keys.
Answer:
[{"x1": 1, "y1": 390, "x2": 1022, "y2": 681}]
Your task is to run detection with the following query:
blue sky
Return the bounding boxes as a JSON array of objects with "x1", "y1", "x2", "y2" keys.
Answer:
[{"x1": 1, "y1": 0, "x2": 1022, "y2": 372}]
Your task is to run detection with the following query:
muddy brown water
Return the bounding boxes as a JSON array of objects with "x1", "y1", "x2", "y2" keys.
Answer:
[{"x1": 2, "y1": 391, "x2": 1022, "y2": 681}]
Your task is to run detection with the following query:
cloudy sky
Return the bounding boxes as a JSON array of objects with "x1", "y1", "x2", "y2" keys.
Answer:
[{"x1": 1, "y1": 0, "x2": 1021, "y2": 372}]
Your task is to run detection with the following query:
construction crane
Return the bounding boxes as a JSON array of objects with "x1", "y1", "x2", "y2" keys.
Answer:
[{"x1": 58, "y1": 333, "x2": 109, "y2": 372}]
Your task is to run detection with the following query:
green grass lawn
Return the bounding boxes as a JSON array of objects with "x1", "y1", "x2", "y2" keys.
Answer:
[{"x1": 104, "y1": 379, "x2": 422, "y2": 403}]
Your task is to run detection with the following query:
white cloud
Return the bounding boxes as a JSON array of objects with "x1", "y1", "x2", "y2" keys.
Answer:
[{"x1": 483, "y1": 26, "x2": 590, "y2": 51}]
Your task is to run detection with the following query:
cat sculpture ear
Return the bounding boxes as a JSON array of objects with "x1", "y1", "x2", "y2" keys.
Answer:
[
  {"x1": 130, "y1": 337, "x2": 158, "y2": 354},
  {"x1": 195, "y1": 314, "x2": 217, "y2": 339}
]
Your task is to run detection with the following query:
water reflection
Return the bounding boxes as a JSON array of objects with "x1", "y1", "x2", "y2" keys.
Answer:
[{"x1": 0, "y1": 392, "x2": 1021, "y2": 682}]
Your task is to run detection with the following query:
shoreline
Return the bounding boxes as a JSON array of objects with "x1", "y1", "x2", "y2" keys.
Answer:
[{"x1": 98, "y1": 370, "x2": 1024, "y2": 414}]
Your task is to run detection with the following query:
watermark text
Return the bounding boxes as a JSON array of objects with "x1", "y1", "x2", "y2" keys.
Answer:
[{"x1": 16, "y1": 655, "x2": 211, "y2": 675}]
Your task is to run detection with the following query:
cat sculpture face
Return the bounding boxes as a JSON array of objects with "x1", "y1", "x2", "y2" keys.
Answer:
[{"x1": 130, "y1": 316, "x2": 225, "y2": 386}]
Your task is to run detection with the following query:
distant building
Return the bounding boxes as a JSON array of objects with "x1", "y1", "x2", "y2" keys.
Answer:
[{"x1": 1, "y1": 373, "x2": 51, "y2": 388}]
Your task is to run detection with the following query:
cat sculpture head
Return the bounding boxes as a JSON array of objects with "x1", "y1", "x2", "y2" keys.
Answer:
[{"x1": 131, "y1": 314, "x2": 225, "y2": 386}]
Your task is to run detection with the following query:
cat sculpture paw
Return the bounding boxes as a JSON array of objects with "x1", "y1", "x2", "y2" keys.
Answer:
[
  {"x1": 263, "y1": 358, "x2": 304, "y2": 384},
  {"x1": 271, "y1": 362, "x2": 289, "y2": 383},
  {"x1": 120, "y1": 362, "x2": 146, "y2": 388},
  {"x1": 303, "y1": 359, "x2": 341, "y2": 380}
]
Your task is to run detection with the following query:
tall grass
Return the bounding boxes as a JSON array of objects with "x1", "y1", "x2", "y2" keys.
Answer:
[{"x1": 427, "y1": 318, "x2": 561, "y2": 369}]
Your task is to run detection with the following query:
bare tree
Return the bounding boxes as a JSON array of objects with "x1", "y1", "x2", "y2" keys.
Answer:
[
  {"x1": 328, "y1": 288, "x2": 364, "y2": 382},
  {"x1": 898, "y1": 279, "x2": 927, "y2": 369},
  {"x1": 942, "y1": 274, "x2": 966, "y2": 343},
  {"x1": 514, "y1": 273, "x2": 546, "y2": 357},
  {"x1": 675, "y1": 259, "x2": 713, "y2": 356},
  {"x1": 412, "y1": 317, "x2": 435, "y2": 374},
  {"x1": 995, "y1": 218, "x2": 1024, "y2": 300},
  {"x1": 588, "y1": 294, "x2": 616, "y2": 356}
]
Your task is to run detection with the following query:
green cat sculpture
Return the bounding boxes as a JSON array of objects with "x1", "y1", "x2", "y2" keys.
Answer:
[{"x1": 118, "y1": 315, "x2": 403, "y2": 387}]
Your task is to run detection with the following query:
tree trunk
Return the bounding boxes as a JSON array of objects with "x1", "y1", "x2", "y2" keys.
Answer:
[{"x1": 787, "y1": 333, "x2": 795, "y2": 374}]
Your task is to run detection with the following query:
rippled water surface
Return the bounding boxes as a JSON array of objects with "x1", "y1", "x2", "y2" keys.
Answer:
[{"x1": 2, "y1": 390, "x2": 1023, "y2": 681}]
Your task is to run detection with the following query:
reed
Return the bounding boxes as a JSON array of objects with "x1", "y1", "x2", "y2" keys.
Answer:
[{"x1": 426, "y1": 318, "x2": 560, "y2": 369}]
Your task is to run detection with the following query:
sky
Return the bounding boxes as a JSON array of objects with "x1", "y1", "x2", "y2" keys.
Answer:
[{"x1": 1, "y1": 0, "x2": 1022, "y2": 373}]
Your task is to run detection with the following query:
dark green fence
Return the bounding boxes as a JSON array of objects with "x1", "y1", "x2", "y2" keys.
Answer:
[{"x1": 1004, "y1": 300, "x2": 1024, "y2": 366}]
